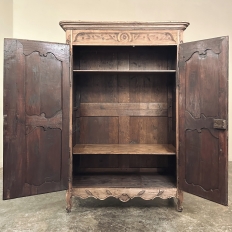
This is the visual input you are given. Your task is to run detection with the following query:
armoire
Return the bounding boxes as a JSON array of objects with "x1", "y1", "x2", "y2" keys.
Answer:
[{"x1": 3, "y1": 21, "x2": 228, "y2": 212}]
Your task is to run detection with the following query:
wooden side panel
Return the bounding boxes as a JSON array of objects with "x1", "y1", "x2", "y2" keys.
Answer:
[
  {"x1": 179, "y1": 37, "x2": 228, "y2": 205},
  {"x1": 3, "y1": 39, "x2": 26, "y2": 200},
  {"x1": 3, "y1": 39, "x2": 70, "y2": 199}
]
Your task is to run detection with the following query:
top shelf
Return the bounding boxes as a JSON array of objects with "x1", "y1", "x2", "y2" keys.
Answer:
[{"x1": 73, "y1": 70, "x2": 176, "y2": 73}]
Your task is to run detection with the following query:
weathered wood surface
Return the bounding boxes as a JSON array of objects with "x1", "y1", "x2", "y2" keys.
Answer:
[
  {"x1": 62, "y1": 21, "x2": 190, "y2": 212},
  {"x1": 77, "y1": 74, "x2": 170, "y2": 145},
  {"x1": 73, "y1": 144, "x2": 176, "y2": 155},
  {"x1": 73, "y1": 70, "x2": 176, "y2": 73},
  {"x1": 177, "y1": 189, "x2": 183, "y2": 212},
  {"x1": 3, "y1": 39, "x2": 70, "y2": 199},
  {"x1": 26, "y1": 110, "x2": 62, "y2": 131},
  {"x1": 73, "y1": 45, "x2": 176, "y2": 173},
  {"x1": 73, "y1": 46, "x2": 176, "y2": 70},
  {"x1": 179, "y1": 37, "x2": 228, "y2": 205},
  {"x1": 77, "y1": 154, "x2": 176, "y2": 171},
  {"x1": 76, "y1": 167, "x2": 173, "y2": 173},
  {"x1": 60, "y1": 21, "x2": 189, "y2": 31},
  {"x1": 72, "y1": 174, "x2": 177, "y2": 201},
  {"x1": 80, "y1": 103, "x2": 167, "y2": 117},
  {"x1": 72, "y1": 30, "x2": 178, "y2": 45}
]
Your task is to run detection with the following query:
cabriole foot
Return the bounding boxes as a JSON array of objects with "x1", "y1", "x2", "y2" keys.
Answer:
[
  {"x1": 177, "y1": 189, "x2": 183, "y2": 212},
  {"x1": 66, "y1": 190, "x2": 72, "y2": 213}
]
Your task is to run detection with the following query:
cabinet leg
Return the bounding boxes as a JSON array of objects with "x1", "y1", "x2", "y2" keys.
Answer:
[
  {"x1": 66, "y1": 190, "x2": 72, "y2": 213},
  {"x1": 177, "y1": 190, "x2": 183, "y2": 212}
]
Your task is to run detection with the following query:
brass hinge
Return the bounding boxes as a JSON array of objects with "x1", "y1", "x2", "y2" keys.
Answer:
[{"x1": 213, "y1": 119, "x2": 227, "y2": 130}]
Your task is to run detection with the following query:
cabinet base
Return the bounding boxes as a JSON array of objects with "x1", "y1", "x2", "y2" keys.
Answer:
[{"x1": 65, "y1": 174, "x2": 184, "y2": 212}]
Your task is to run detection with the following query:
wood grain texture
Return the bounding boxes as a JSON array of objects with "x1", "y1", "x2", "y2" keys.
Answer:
[
  {"x1": 62, "y1": 21, "x2": 191, "y2": 211},
  {"x1": 73, "y1": 70, "x2": 176, "y2": 73},
  {"x1": 73, "y1": 46, "x2": 176, "y2": 71},
  {"x1": 77, "y1": 70, "x2": 171, "y2": 145},
  {"x1": 80, "y1": 117, "x2": 119, "y2": 144},
  {"x1": 60, "y1": 21, "x2": 189, "y2": 31},
  {"x1": 78, "y1": 74, "x2": 118, "y2": 103},
  {"x1": 75, "y1": 67, "x2": 171, "y2": 104},
  {"x1": 3, "y1": 39, "x2": 26, "y2": 200},
  {"x1": 74, "y1": 51, "x2": 175, "y2": 172},
  {"x1": 76, "y1": 167, "x2": 173, "y2": 173},
  {"x1": 71, "y1": 30, "x2": 178, "y2": 45},
  {"x1": 128, "y1": 117, "x2": 168, "y2": 144},
  {"x1": 26, "y1": 110, "x2": 62, "y2": 131},
  {"x1": 72, "y1": 174, "x2": 177, "y2": 201},
  {"x1": 3, "y1": 39, "x2": 70, "y2": 199},
  {"x1": 73, "y1": 144, "x2": 176, "y2": 155},
  {"x1": 78, "y1": 155, "x2": 176, "y2": 172},
  {"x1": 80, "y1": 103, "x2": 167, "y2": 117},
  {"x1": 179, "y1": 37, "x2": 228, "y2": 205}
]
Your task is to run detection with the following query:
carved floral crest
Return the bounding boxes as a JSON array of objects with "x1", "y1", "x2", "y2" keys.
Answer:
[{"x1": 74, "y1": 32, "x2": 176, "y2": 43}]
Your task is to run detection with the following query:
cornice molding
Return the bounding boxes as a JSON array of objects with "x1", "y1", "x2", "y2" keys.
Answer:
[{"x1": 59, "y1": 21, "x2": 190, "y2": 31}]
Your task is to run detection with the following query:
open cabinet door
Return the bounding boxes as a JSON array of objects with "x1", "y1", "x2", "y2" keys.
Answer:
[
  {"x1": 3, "y1": 39, "x2": 70, "y2": 199},
  {"x1": 178, "y1": 37, "x2": 228, "y2": 205}
]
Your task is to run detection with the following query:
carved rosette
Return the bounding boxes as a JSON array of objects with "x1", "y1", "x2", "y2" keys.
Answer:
[
  {"x1": 117, "y1": 33, "x2": 132, "y2": 42},
  {"x1": 73, "y1": 31, "x2": 176, "y2": 44},
  {"x1": 72, "y1": 187, "x2": 177, "y2": 202}
]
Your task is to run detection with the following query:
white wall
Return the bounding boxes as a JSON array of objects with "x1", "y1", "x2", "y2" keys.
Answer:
[
  {"x1": 0, "y1": 0, "x2": 13, "y2": 168},
  {"x1": 0, "y1": 0, "x2": 232, "y2": 167}
]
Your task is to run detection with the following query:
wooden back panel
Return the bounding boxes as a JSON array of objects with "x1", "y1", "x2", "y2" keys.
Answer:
[{"x1": 72, "y1": 46, "x2": 177, "y2": 172}]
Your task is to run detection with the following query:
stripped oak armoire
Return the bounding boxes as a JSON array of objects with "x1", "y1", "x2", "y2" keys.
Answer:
[{"x1": 3, "y1": 21, "x2": 228, "y2": 212}]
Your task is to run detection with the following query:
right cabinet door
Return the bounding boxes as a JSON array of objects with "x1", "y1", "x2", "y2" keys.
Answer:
[{"x1": 178, "y1": 37, "x2": 228, "y2": 205}]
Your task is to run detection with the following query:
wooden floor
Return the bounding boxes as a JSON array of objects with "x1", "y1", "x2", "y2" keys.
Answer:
[{"x1": 73, "y1": 144, "x2": 176, "y2": 155}]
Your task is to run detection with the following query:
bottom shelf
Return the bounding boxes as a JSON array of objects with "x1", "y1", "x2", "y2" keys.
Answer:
[
  {"x1": 73, "y1": 144, "x2": 176, "y2": 155},
  {"x1": 72, "y1": 174, "x2": 177, "y2": 202}
]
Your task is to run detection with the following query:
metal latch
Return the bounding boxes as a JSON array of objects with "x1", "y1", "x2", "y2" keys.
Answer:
[{"x1": 213, "y1": 119, "x2": 227, "y2": 130}]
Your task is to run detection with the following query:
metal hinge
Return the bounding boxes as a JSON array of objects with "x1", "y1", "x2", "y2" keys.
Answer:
[{"x1": 213, "y1": 119, "x2": 227, "y2": 130}]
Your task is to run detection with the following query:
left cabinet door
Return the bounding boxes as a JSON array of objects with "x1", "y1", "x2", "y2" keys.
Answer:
[{"x1": 3, "y1": 39, "x2": 70, "y2": 199}]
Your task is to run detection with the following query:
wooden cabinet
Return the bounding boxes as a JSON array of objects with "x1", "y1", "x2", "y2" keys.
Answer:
[{"x1": 3, "y1": 22, "x2": 228, "y2": 212}]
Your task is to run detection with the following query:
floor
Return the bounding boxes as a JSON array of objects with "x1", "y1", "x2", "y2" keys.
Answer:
[{"x1": 0, "y1": 164, "x2": 231, "y2": 232}]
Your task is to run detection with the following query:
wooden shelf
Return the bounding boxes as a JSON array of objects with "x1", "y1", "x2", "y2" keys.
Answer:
[
  {"x1": 73, "y1": 70, "x2": 176, "y2": 73},
  {"x1": 72, "y1": 174, "x2": 177, "y2": 201},
  {"x1": 73, "y1": 144, "x2": 176, "y2": 155}
]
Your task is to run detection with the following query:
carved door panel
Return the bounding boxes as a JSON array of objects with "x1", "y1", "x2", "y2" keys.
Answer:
[
  {"x1": 178, "y1": 37, "x2": 228, "y2": 205},
  {"x1": 3, "y1": 39, "x2": 70, "y2": 199}
]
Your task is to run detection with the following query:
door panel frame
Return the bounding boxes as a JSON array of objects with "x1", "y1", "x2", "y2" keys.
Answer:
[
  {"x1": 178, "y1": 37, "x2": 228, "y2": 205},
  {"x1": 3, "y1": 39, "x2": 70, "y2": 199}
]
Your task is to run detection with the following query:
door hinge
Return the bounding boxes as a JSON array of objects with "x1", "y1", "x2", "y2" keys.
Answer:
[{"x1": 213, "y1": 119, "x2": 227, "y2": 130}]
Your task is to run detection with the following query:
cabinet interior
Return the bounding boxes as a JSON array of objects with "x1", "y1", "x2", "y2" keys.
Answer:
[{"x1": 72, "y1": 45, "x2": 177, "y2": 188}]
